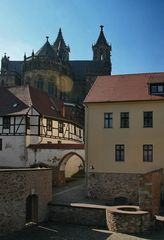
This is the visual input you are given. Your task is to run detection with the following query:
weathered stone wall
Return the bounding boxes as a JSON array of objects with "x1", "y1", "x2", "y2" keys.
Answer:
[
  {"x1": 139, "y1": 169, "x2": 163, "y2": 215},
  {"x1": 52, "y1": 167, "x2": 65, "y2": 187},
  {"x1": 106, "y1": 206, "x2": 152, "y2": 234},
  {"x1": 0, "y1": 168, "x2": 52, "y2": 233},
  {"x1": 87, "y1": 172, "x2": 141, "y2": 204},
  {"x1": 49, "y1": 203, "x2": 107, "y2": 227}
]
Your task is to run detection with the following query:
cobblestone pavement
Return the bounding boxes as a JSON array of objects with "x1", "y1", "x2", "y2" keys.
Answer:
[
  {"x1": 0, "y1": 223, "x2": 110, "y2": 240},
  {"x1": 1, "y1": 222, "x2": 164, "y2": 240},
  {"x1": 52, "y1": 178, "x2": 108, "y2": 205}
]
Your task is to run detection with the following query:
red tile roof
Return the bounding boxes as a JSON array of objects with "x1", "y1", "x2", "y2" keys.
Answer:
[{"x1": 84, "y1": 72, "x2": 164, "y2": 103}]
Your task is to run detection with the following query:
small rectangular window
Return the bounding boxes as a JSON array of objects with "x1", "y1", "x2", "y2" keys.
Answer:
[
  {"x1": 104, "y1": 113, "x2": 113, "y2": 128},
  {"x1": 47, "y1": 119, "x2": 52, "y2": 131},
  {"x1": 120, "y1": 112, "x2": 129, "y2": 128},
  {"x1": 79, "y1": 129, "x2": 82, "y2": 138},
  {"x1": 150, "y1": 84, "x2": 164, "y2": 94},
  {"x1": 3, "y1": 117, "x2": 10, "y2": 129},
  {"x1": 58, "y1": 121, "x2": 64, "y2": 133},
  {"x1": 115, "y1": 144, "x2": 125, "y2": 161},
  {"x1": 143, "y1": 145, "x2": 153, "y2": 162},
  {"x1": 158, "y1": 85, "x2": 164, "y2": 92},
  {"x1": 0, "y1": 139, "x2": 2, "y2": 151},
  {"x1": 144, "y1": 111, "x2": 153, "y2": 128},
  {"x1": 74, "y1": 126, "x2": 76, "y2": 135},
  {"x1": 26, "y1": 117, "x2": 30, "y2": 129}
]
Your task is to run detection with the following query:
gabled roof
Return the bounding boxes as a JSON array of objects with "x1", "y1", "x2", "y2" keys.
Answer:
[
  {"x1": 0, "y1": 86, "x2": 77, "y2": 123},
  {"x1": 0, "y1": 87, "x2": 29, "y2": 116},
  {"x1": 84, "y1": 72, "x2": 164, "y2": 103}
]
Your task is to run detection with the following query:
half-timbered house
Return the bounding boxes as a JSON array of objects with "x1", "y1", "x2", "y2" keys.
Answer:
[{"x1": 0, "y1": 85, "x2": 84, "y2": 168}]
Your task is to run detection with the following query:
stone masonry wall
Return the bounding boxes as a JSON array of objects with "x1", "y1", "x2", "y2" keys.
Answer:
[
  {"x1": 49, "y1": 203, "x2": 107, "y2": 227},
  {"x1": 87, "y1": 172, "x2": 141, "y2": 204},
  {"x1": 52, "y1": 167, "x2": 65, "y2": 187},
  {"x1": 0, "y1": 168, "x2": 52, "y2": 233},
  {"x1": 139, "y1": 169, "x2": 163, "y2": 215}
]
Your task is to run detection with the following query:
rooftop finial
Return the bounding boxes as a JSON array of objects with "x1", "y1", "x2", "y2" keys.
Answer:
[
  {"x1": 46, "y1": 36, "x2": 49, "y2": 42},
  {"x1": 100, "y1": 25, "x2": 104, "y2": 31},
  {"x1": 32, "y1": 49, "x2": 34, "y2": 57}
]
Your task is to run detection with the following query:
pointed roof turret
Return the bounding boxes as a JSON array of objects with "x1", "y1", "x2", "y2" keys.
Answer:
[
  {"x1": 1, "y1": 53, "x2": 10, "y2": 72},
  {"x1": 53, "y1": 28, "x2": 70, "y2": 61},
  {"x1": 35, "y1": 36, "x2": 56, "y2": 59},
  {"x1": 92, "y1": 25, "x2": 112, "y2": 66},
  {"x1": 95, "y1": 25, "x2": 110, "y2": 47},
  {"x1": 53, "y1": 28, "x2": 68, "y2": 50}
]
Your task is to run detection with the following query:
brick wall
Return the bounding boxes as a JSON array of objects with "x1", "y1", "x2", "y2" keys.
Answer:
[{"x1": 0, "y1": 168, "x2": 52, "y2": 233}]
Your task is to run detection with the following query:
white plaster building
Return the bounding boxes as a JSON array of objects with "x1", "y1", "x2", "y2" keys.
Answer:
[{"x1": 0, "y1": 86, "x2": 84, "y2": 172}]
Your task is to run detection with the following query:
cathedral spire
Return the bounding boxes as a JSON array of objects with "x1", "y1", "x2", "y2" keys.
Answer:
[
  {"x1": 92, "y1": 25, "x2": 112, "y2": 63},
  {"x1": 53, "y1": 28, "x2": 70, "y2": 62}
]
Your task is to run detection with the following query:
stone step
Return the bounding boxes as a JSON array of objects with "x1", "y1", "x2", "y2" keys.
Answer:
[{"x1": 48, "y1": 202, "x2": 107, "y2": 227}]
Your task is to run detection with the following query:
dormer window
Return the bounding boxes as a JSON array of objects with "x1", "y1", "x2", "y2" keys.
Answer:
[{"x1": 150, "y1": 83, "x2": 164, "y2": 95}]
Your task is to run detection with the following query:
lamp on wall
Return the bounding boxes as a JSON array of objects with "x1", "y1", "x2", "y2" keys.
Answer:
[
  {"x1": 78, "y1": 164, "x2": 83, "y2": 171},
  {"x1": 90, "y1": 165, "x2": 95, "y2": 170},
  {"x1": 31, "y1": 188, "x2": 35, "y2": 195}
]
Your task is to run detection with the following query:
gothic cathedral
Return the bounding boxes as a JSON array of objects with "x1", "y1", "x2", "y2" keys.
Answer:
[{"x1": 0, "y1": 26, "x2": 112, "y2": 106}]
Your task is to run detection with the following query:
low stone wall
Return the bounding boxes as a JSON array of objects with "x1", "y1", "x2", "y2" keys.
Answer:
[
  {"x1": 106, "y1": 205, "x2": 153, "y2": 234},
  {"x1": 87, "y1": 172, "x2": 141, "y2": 204},
  {"x1": 0, "y1": 168, "x2": 52, "y2": 233},
  {"x1": 48, "y1": 203, "x2": 107, "y2": 227},
  {"x1": 52, "y1": 167, "x2": 65, "y2": 187}
]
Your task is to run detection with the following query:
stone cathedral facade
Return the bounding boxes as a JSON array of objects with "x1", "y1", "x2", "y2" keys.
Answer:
[{"x1": 0, "y1": 26, "x2": 112, "y2": 107}]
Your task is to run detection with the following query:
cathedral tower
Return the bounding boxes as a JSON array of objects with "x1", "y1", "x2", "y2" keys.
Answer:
[
  {"x1": 53, "y1": 28, "x2": 70, "y2": 62},
  {"x1": 92, "y1": 25, "x2": 112, "y2": 74}
]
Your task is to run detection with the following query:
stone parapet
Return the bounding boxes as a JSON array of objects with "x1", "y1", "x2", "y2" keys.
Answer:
[{"x1": 48, "y1": 203, "x2": 107, "y2": 227}]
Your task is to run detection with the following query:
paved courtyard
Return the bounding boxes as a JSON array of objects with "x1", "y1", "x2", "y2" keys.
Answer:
[
  {"x1": 1, "y1": 178, "x2": 164, "y2": 239},
  {"x1": 1, "y1": 222, "x2": 164, "y2": 240}
]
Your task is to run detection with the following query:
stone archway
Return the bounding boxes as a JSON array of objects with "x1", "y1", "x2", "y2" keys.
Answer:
[{"x1": 57, "y1": 152, "x2": 85, "y2": 187}]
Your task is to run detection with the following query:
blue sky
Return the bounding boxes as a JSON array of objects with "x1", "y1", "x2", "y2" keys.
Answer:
[{"x1": 0, "y1": 0, "x2": 164, "y2": 74}]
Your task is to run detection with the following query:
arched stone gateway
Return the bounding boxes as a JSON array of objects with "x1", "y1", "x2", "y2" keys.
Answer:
[
  {"x1": 57, "y1": 152, "x2": 85, "y2": 186},
  {"x1": 28, "y1": 143, "x2": 85, "y2": 186}
]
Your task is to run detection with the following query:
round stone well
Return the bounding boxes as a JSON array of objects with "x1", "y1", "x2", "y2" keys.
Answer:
[{"x1": 106, "y1": 205, "x2": 153, "y2": 234}]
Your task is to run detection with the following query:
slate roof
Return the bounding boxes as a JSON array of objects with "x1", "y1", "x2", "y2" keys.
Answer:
[
  {"x1": 69, "y1": 60, "x2": 110, "y2": 80},
  {"x1": 84, "y1": 72, "x2": 164, "y2": 103},
  {"x1": 6, "y1": 59, "x2": 109, "y2": 82},
  {"x1": 0, "y1": 86, "x2": 79, "y2": 124},
  {"x1": 0, "y1": 87, "x2": 29, "y2": 116},
  {"x1": 35, "y1": 38, "x2": 56, "y2": 59},
  {"x1": 8, "y1": 61, "x2": 22, "y2": 75}
]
